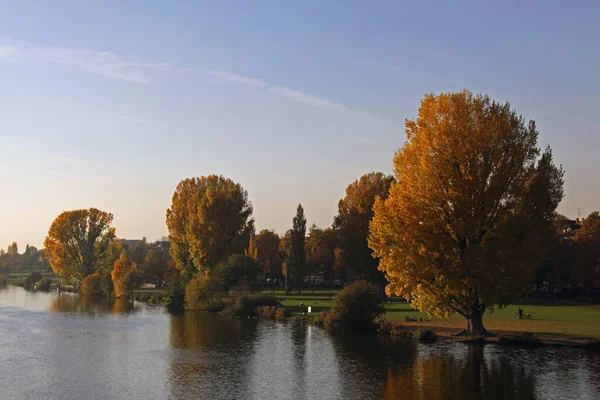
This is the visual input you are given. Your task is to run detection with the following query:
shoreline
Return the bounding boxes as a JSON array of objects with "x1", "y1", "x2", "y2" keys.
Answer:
[{"x1": 377, "y1": 324, "x2": 599, "y2": 350}]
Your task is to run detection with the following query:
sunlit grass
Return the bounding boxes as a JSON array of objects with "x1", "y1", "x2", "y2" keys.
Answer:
[
  {"x1": 127, "y1": 285, "x2": 600, "y2": 340},
  {"x1": 263, "y1": 288, "x2": 600, "y2": 340}
]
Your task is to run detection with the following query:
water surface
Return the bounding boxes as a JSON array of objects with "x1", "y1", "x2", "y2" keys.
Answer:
[{"x1": 0, "y1": 285, "x2": 598, "y2": 399}]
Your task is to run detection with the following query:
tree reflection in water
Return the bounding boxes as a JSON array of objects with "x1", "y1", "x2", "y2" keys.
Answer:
[
  {"x1": 167, "y1": 311, "x2": 258, "y2": 399},
  {"x1": 383, "y1": 344, "x2": 535, "y2": 400},
  {"x1": 50, "y1": 293, "x2": 134, "y2": 315}
]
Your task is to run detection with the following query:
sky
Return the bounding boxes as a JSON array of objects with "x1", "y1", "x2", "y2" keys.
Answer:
[{"x1": 0, "y1": 1, "x2": 598, "y2": 249}]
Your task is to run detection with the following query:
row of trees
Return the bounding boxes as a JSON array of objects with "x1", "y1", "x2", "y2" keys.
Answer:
[
  {"x1": 536, "y1": 212, "x2": 600, "y2": 290},
  {"x1": 40, "y1": 90, "x2": 580, "y2": 336},
  {"x1": 163, "y1": 173, "x2": 399, "y2": 296},
  {"x1": 42, "y1": 210, "x2": 173, "y2": 297},
  {"x1": 0, "y1": 243, "x2": 50, "y2": 273}
]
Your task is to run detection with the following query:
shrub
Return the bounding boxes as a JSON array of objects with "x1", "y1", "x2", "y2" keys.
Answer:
[
  {"x1": 81, "y1": 273, "x2": 103, "y2": 295},
  {"x1": 327, "y1": 280, "x2": 385, "y2": 331},
  {"x1": 100, "y1": 272, "x2": 114, "y2": 296},
  {"x1": 312, "y1": 311, "x2": 333, "y2": 328},
  {"x1": 376, "y1": 319, "x2": 416, "y2": 337},
  {"x1": 0, "y1": 274, "x2": 7, "y2": 286},
  {"x1": 256, "y1": 305, "x2": 289, "y2": 320},
  {"x1": 185, "y1": 276, "x2": 224, "y2": 311},
  {"x1": 26, "y1": 271, "x2": 43, "y2": 288},
  {"x1": 37, "y1": 277, "x2": 52, "y2": 291},
  {"x1": 164, "y1": 279, "x2": 185, "y2": 310},
  {"x1": 227, "y1": 295, "x2": 281, "y2": 318}
]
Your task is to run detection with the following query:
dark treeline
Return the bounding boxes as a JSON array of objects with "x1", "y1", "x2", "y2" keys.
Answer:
[
  {"x1": 0, "y1": 243, "x2": 50, "y2": 274},
  {"x1": 534, "y1": 212, "x2": 600, "y2": 299},
  {"x1": 4, "y1": 206, "x2": 598, "y2": 300}
]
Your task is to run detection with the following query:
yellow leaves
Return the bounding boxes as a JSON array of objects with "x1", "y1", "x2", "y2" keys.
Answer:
[
  {"x1": 370, "y1": 90, "x2": 563, "y2": 320},
  {"x1": 166, "y1": 175, "x2": 254, "y2": 276},
  {"x1": 44, "y1": 208, "x2": 116, "y2": 282},
  {"x1": 112, "y1": 253, "x2": 135, "y2": 298}
]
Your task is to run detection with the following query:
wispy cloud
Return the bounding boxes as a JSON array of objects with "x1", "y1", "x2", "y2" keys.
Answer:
[
  {"x1": 0, "y1": 38, "x2": 170, "y2": 85},
  {"x1": 0, "y1": 38, "x2": 396, "y2": 129},
  {"x1": 119, "y1": 115, "x2": 149, "y2": 124},
  {"x1": 269, "y1": 85, "x2": 394, "y2": 128},
  {"x1": 269, "y1": 86, "x2": 347, "y2": 111},
  {"x1": 205, "y1": 68, "x2": 394, "y2": 128},
  {"x1": 207, "y1": 70, "x2": 267, "y2": 88}
]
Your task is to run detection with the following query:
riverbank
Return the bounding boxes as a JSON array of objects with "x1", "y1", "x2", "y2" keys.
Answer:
[
  {"x1": 131, "y1": 287, "x2": 600, "y2": 343},
  {"x1": 263, "y1": 289, "x2": 600, "y2": 342}
]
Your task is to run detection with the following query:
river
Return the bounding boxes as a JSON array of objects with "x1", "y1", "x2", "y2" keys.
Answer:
[{"x1": 0, "y1": 285, "x2": 598, "y2": 399}]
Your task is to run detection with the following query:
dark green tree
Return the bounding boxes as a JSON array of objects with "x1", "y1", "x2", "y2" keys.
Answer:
[
  {"x1": 213, "y1": 254, "x2": 262, "y2": 292},
  {"x1": 333, "y1": 172, "x2": 394, "y2": 295},
  {"x1": 287, "y1": 204, "x2": 307, "y2": 293}
]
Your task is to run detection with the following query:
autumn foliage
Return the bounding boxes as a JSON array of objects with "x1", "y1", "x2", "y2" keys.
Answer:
[
  {"x1": 369, "y1": 91, "x2": 564, "y2": 335},
  {"x1": 111, "y1": 253, "x2": 136, "y2": 298},
  {"x1": 184, "y1": 276, "x2": 224, "y2": 311},
  {"x1": 253, "y1": 230, "x2": 282, "y2": 278},
  {"x1": 44, "y1": 208, "x2": 116, "y2": 281},
  {"x1": 81, "y1": 272, "x2": 103, "y2": 295},
  {"x1": 166, "y1": 175, "x2": 254, "y2": 277}
]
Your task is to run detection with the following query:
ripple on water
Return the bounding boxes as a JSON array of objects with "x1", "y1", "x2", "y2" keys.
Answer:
[{"x1": 0, "y1": 286, "x2": 599, "y2": 400}]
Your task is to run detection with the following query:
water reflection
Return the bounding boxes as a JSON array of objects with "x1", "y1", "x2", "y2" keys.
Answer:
[
  {"x1": 49, "y1": 293, "x2": 135, "y2": 315},
  {"x1": 0, "y1": 286, "x2": 598, "y2": 400},
  {"x1": 328, "y1": 331, "x2": 419, "y2": 398},
  {"x1": 382, "y1": 344, "x2": 536, "y2": 400},
  {"x1": 168, "y1": 312, "x2": 258, "y2": 399}
]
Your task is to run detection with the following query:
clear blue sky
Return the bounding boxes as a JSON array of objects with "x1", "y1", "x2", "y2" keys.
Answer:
[{"x1": 0, "y1": 1, "x2": 598, "y2": 249}]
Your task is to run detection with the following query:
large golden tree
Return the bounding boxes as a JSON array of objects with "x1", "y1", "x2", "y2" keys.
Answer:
[
  {"x1": 44, "y1": 208, "x2": 116, "y2": 281},
  {"x1": 369, "y1": 91, "x2": 564, "y2": 335},
  {"x1": 166, "y1": 175, "x2": 254, "y2": 277}
]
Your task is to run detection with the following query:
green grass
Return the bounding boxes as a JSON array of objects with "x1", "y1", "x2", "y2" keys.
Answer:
[
  {"x1": 263, "y1": 288, "x2": 600, "y2": 341},
  {"x1": 75, "y1": 284, "x2": 600, "y2": 341}
]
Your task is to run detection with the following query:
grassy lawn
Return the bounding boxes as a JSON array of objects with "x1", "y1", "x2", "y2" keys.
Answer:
[
  {"x1": 121, "y1": 285, "x2": 600, "y2": 340},
  {"x1": 263, "y1": 288, "x2": 600, "y2": 340}
]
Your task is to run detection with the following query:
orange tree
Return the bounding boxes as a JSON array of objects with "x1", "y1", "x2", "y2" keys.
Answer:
[
  {"x1": 369, "y1": 91, "x2": 564, "y2": 336},
  {"x1": 44, "y1": 208, "x2": 116, "y2": 282},
  {"x1": 112, "y1": 253, "x2": 136, "y2": 298},
  {"x1": 166, "y1": 175, "x2": 254, "y2": 278}
]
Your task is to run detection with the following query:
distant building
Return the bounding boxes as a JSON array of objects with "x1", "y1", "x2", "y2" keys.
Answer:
[
  {"x1": 561, "y1": 218, "x2": 583, "y2": 240},
  {"x1": 149, "y1": 240, "x2": 170, "y2": 250},
  {"x1": 119, "y1": 239, "x2": 144, "y2": 248}
]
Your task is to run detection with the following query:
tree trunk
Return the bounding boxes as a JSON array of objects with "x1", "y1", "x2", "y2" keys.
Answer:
[{"x1": 466, "y1": 312, "x2": 489, "y2": 336}]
